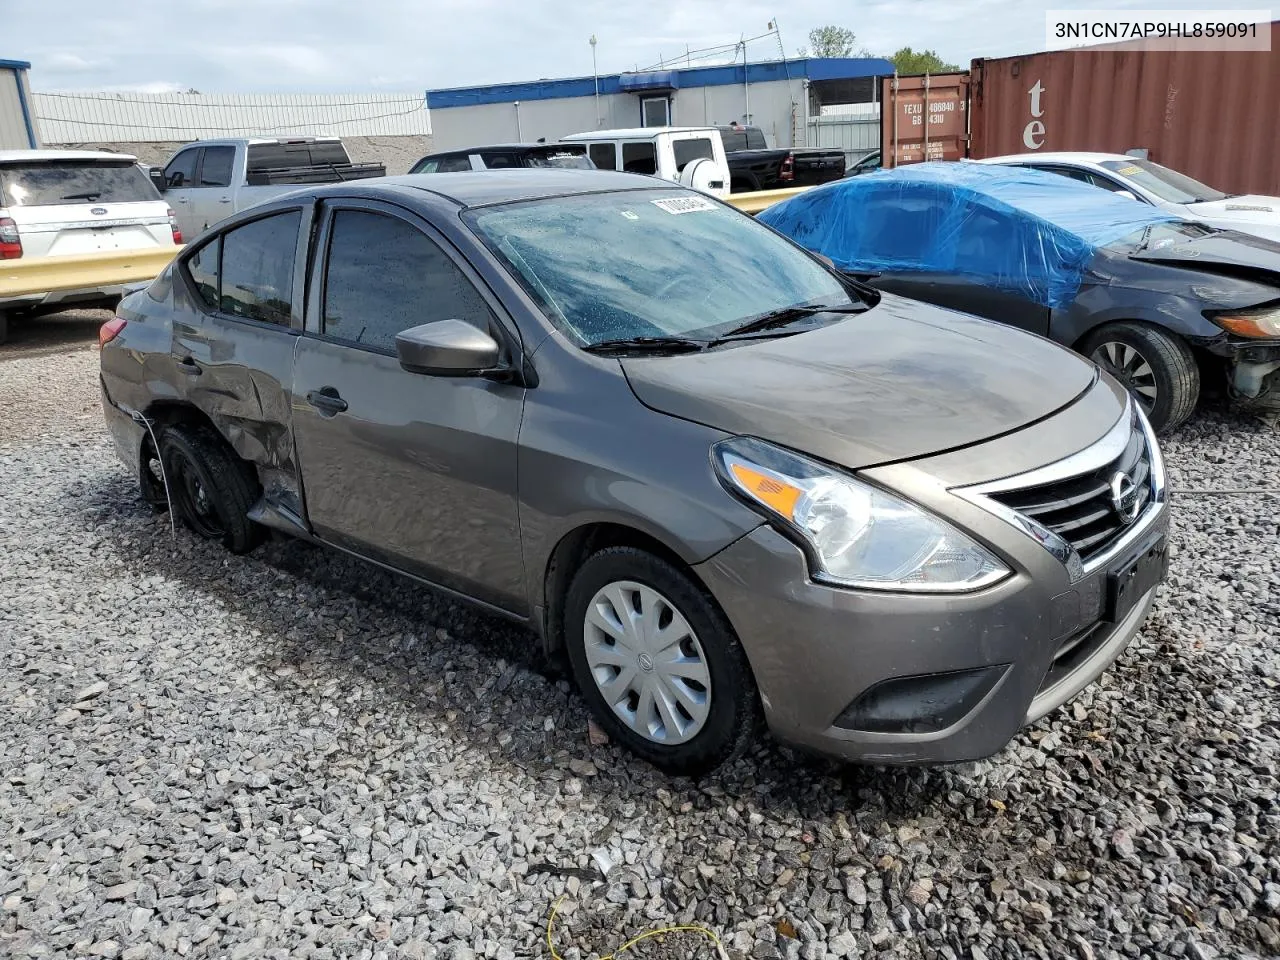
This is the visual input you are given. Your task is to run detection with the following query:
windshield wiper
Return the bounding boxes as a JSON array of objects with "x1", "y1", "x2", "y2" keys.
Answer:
[
  {"x1": 581, "y1": 335, "x2": 707, "y2": 355},
  {"x1": 61, "y1": 191, "x2": 102, "y2": 201},
  {"x1": 711, "y1": 302, "x2": 866, "y2": 342},
  {"x1": 1133, "y1": 223, "x2": 1156, "y2": 253}
]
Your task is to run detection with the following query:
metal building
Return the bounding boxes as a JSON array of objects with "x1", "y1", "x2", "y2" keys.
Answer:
[
  {"x1": 426, "y1": 57, "x2": 892, "y2": 162},
  {"x1": 0, "y1": 58, "x2": 39, "y2": 149}
]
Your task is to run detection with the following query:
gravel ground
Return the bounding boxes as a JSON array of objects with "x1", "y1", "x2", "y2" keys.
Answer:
[{"x1": 2, "y1": 342, "x2": 1278, "y2": 960}]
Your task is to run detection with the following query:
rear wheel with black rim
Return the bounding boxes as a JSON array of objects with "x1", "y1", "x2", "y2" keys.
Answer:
[
  {"x1": 158, "y1": 425, "x2": 264, "y2": 554},
  {"x1": 563, "y1": 546, "x2": 760, "y2": 776},
  {"x1": 1081, "y1": 322, "x2": 1199, "y2": 433}
]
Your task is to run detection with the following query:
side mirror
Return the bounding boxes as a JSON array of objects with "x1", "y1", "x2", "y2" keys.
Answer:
[
  {"x1": 148, "y1": 167, "x2": 167, "y2": 193},
  {"x1": 395, "y1": 319, "x2": 500, "y2": 376},
  {"x1": 1114, "y1": 189, "x2": 1140, "y2": 202}
]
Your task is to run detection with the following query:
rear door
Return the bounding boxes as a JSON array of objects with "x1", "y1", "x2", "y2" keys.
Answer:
[
  {"x1": 290, "y1": 198, "x2": 526, "y2": 612},
  {"x1": 170, "y1": 205, "x2": 311, "y2": 516},
  {"x1": 186, "y1": 145, "x2": 237, "y2": 236},
  {"x1": 666, "y1": 131, "x2": 728, "y2": 196},
  {"x1": 0, "y1": 158, "x2": 172, "y2": 258}
]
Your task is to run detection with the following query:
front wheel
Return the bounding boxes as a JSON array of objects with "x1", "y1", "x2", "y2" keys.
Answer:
[
  {"x1": 563, "y1": 547, "x2": 760, "y2": 776},
  {"x1": 1081, "y1": 322, "x2": 1199, "y2": 433}
]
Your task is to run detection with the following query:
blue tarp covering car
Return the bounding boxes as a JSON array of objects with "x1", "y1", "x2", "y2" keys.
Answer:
[{"x1": 758, "y1": 161, "x2": 1181, "y2": 309}]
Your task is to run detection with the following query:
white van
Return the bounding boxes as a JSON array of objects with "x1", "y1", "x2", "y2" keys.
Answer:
[
  {"x1": 560, "y1": 127, "x2": 731, "y2": 198},
  {"x1": 0, "y1": 150, "x2": 180, "y2": 314}
]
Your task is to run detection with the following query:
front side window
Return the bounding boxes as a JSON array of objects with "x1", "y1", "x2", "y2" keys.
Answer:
[
  {"x1": 467, "y1": 189, "x2": 853, "y2": 346},
  {"x1": 1098, "y1": 158, "x2": 1227, "y2": 204},
  {"x1": 413, "y1": 159, "x2": 439, "y2": 174},
  {"x1": 199, "y1": 146, "x2": 235, "y2": 187},
  {"x1": 621, "y1": 142, "x2": 657, "y2": 175},
  {"x1": 480, "y1": 153, "x2": 520, "y2": 169},
  {"x1": 322, "y1": 210, "x2": 494, "y2": 352},
  {"x1": 673, "y1": 138, "x2": 714, "y2": 173},
  {"x1": 218, "y1": 211, "x2": 300, "y2": 324},
  {"x1": 0, "y1": 161, "x2": 159, "y2": 207},
  {"x1": 437, "y1": 155, "x2": 473, "y2": 173},
  {"x1": 164, "y1": 149, "x2": 199, "y2": 189},
  {"x1": 588, "y1": 143, "x2": 617, "y2": 171}
]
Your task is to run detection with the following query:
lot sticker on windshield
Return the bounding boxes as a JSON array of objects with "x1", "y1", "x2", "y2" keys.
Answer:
[
  {"x1": 620, "y1": 210, "x2": 640, "y2": 220},
  {"x1": 1116, "y1": 165, "x2": 1143, "y2": 175},
  {"x1": 652, "y1": 196, "x2": 717, "y2": 215}
]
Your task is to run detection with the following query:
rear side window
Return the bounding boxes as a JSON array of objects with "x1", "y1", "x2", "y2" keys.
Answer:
[
  {"x1": 205, "y1": 211, "x2": 300, "y2": 324},
  {"x1": 588, "y1": 143, "x2": 616, "y2": 171},
  {"x1": 745, "y1": 128, "x2": 767, "y2": 149},
  {"x1": 163, "y1": 149, "x2": 199, "y2": 188},
  {"x1": 199, "y1": 146, "x2": 235, "y2": 187},
  {"x1": 0, "y1": 161, "x2": 159, "y2": 207},
  {"x1": 186, "y1": 238, "x2": 220, "y2": 309},
  {"x1": 673, "y1": 138, "x2": 714, "y2": 173},
  {"x1": 622, "y1": 142, "x2": 656, "y2": 175},
  {"x1": 480, "y1": 153, "x2": 519, "y2": 169},
  {"x1": 322, "y1": 210, "x2": 494, "y2": 351},
  {"x1": 718, "y1": 128, "x2": 746, "y2": 151}
]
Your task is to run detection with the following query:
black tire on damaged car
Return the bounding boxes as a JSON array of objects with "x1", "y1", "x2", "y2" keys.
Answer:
[
  {"x1": 1081, "y1": 321, "x2": 1200, "y2": 433},
  {"x1": 563, "y1": 546, "x2": 761, "y2": 776},
  {"x1": 158, "y1": 424, "x2": 265, "y2": 554}
]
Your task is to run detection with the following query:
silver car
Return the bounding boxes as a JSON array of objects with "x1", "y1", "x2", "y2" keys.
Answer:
[{"x1": 100, "y1": 170, "x2": 1169, "y2": 774}]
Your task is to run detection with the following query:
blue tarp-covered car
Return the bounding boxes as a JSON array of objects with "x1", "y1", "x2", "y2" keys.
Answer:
[{"x1": 760, "y1": 161, "x2": 1280, "y2": 431}]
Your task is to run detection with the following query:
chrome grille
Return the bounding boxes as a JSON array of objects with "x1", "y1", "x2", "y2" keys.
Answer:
[{"x1": 986, "y1": 424, "x2": 1153, "y2": 564}]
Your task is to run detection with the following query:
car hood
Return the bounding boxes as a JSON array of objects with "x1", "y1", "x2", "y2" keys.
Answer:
[
  {"x1": 1179, "y1": 194, "x2": 1280, "y2": 225},
  {"x1": 1133, "y1": 230, "x2": 1280, "y2": 284},
  {"x1": 621, "y1": 293, "x2": 1097, "y2": 470}
]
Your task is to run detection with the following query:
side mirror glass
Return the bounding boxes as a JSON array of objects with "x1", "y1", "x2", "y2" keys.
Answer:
[
  {"x1": 148, "y1": 167, "x2": 168, "y2": 193},
  {"x1": 395, "y1": 319, "x2": 500, "y2": 376}
]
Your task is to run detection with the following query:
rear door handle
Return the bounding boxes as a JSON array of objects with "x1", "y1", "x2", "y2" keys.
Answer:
[
  {"x1": 306, "y1": 387, "x2": 348, "y2": 416},
  {"x1": 178, "y1": 356, "x2": 202, "y2": 376}
]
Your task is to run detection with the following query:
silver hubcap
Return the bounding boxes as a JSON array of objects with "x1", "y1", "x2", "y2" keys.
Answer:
[
  {"x1": 1092, "y1": 341, "x2": 1157, "y2": 411},
  {"x1": 583, "y1": 580, "x2": 711, "y2": 745}
]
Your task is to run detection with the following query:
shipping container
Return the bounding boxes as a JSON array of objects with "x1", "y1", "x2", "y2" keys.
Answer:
[
  {"x1": 968, "y1": 25, "x2": 1280, "y2": 195},
  {"x1": 878, "y1": 73, "x2": 969, "y2": 167}
]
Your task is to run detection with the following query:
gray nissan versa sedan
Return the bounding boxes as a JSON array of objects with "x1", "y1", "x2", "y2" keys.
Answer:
[{"x1": 100, "y1": 169, "x2": 1170, "y2": 774}]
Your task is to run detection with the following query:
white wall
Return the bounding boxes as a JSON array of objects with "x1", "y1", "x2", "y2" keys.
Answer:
[{"x1": 430, "y1": 77, "x2": 810, "y2": 152}]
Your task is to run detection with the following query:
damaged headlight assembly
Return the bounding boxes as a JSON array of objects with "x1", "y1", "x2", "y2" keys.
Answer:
[{"x1": 713, "y1": 437, "x2": 1009, "y2": 593}]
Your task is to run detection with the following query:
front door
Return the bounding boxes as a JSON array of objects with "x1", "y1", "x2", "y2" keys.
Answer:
[{"x1": 290, "y1": 200, "x2": 527, "y2": 613}]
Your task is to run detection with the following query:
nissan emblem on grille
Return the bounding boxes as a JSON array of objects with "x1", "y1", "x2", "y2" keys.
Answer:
[{"x1": 1109, "y1": 471, "x2": 1140, "y2": 524}]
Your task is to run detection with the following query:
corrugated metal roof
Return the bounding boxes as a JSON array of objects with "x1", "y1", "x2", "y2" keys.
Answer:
[{"x1": 33, "y1": 91, "x2": 431, "y2": 143}]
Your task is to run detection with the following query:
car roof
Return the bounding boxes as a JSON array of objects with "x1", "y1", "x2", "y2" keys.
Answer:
[
  {"x1": 0, "y1": 148, "x2": 139, "y2": 163},
  {"x1": 978, "y1": 152, "x2": 1139, "y2": 166},
  {"x1": 561, "y1": 127, "x2": 717, "y2": 140},
  {"x1": 422, "y1": 143, "x2": 586, "y2": 156},
  {"x1": 308, "y1": 168, "x2": 673, "y2": 208}
]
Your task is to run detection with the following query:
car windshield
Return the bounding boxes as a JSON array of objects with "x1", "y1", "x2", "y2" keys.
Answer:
[
  {"x1": 0, "y1": 161, "x2": 158, "y2": 207},
  {"x1": 466, "y1": 189, "x2": 856, "y2": 345},
  {"x1": 1102, "y1": 219, "x2": 1216, "y2": 253},
  {"x1": 1098, "y1": 158, "x2": 1228, "y2": 204},
  {"x1": 526, "y1": 149, "x2": 593, "y2": 169}
]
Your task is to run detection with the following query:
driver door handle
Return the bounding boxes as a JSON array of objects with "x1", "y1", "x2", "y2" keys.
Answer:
[{"x1": 306, "y1": 387, "x2": 348, "y2": 416}]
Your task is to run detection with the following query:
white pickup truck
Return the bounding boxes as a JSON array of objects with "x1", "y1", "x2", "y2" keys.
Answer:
[
  {"x1": 559, "y1": 127, "x2": 731, "y2": 198},
  {"x1": 155, "y1": 136, "x2": 385, "y2": 240}
]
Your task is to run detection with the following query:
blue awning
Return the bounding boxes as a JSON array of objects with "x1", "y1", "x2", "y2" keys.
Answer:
[{"x1": 618, "y1": 71, "x2": 679, "y2": 92}]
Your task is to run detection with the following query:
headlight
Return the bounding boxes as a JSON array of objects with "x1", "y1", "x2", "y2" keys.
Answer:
[
  {"x1": 1207, "y1": 304, "x2": 1280, "y2": 338},
  {"x1": 713, "y1": 437, "x2": 1009, "y2": 592}
]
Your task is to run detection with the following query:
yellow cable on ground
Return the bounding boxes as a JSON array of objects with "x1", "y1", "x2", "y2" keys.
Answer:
[{"x1": 546, "y1": 896, "x2": 727, "y2": 960}]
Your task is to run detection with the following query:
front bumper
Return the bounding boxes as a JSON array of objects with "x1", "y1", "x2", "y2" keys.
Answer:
[{"x1": 694, "y1": 390, "x2": 1169, "y2": 766}]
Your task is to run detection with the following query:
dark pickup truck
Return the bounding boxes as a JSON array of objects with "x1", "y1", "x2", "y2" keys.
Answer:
[{"x1": 719, "y1": 126, "x2": 846, "y2": 192}]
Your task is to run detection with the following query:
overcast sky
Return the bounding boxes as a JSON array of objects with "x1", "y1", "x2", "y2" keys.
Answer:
[{"x1": 12, "y1": 0, "x2": 1237, "y2": 93}]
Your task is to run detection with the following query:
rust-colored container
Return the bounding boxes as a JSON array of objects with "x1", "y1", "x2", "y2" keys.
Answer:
[
  {"x1": 969, "y1": 30, "x2": 1280, "y2": 195},
  {"x1": 879, "y1": 73, "x2": 970, "y2": 167}
]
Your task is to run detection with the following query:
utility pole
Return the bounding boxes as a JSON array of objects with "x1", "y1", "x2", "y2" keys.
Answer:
[
  {"x1": 740, "y1": 34, "x2": 750, "y2": 125},
  {"x1": 590, "y1": 35, "x2": 601, "y2": 128}
]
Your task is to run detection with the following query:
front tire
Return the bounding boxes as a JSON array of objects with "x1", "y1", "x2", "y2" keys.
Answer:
[
  {"x1": 563, "y1": 547, "x2": 760, "y2": 776},
  {"x1": 158, "y1": 425, "x2": 264, "y2": 554},
  {"x1": 1081, "y1": 322, "x2": 1199, "y2": 433}
]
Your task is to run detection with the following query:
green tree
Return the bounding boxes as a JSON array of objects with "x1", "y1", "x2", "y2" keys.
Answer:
[
  {"x1": 807, "y1": 25, "x2": 858, "y2": 58},
  {"x1": 890, "y1": 47, "x2": 961, "y2": 74}
]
